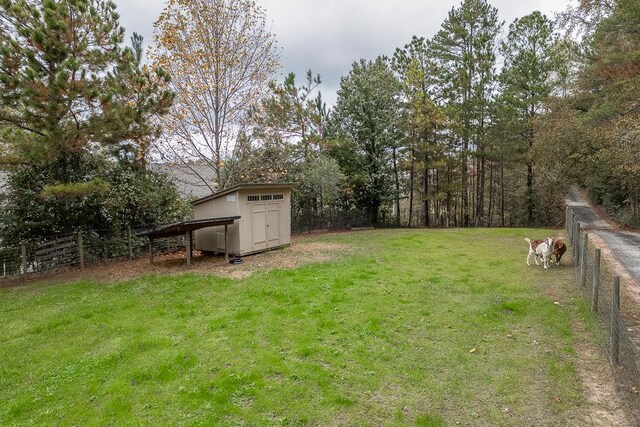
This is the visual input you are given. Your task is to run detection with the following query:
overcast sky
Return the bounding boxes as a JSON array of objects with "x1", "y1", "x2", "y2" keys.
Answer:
[{"x1": 113, "y1": 0, "x2": 569, "y2": 106}]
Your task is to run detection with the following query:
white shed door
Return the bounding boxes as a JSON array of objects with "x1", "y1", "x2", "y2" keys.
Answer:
[
  {"x1": 252, "y1": 204, "x2": 267, "y2": 251},
  {"x1": 266, "y1": 203, "x2": 280, "y2": 247},
  {"x1": 250, "y1": 201, "x2": 281, "y2": 252}
]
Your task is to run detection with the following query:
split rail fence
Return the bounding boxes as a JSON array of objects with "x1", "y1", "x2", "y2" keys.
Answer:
[
  {"x1": 566, "y1": 207, "x2": 640, "y2": 423},
  {"x1": 0, "y1": 226, "x2": 189, "y2": 281}
]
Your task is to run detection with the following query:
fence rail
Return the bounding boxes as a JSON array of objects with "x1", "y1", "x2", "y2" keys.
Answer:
[
  {"x1": 566, "y1": 207, "x2": 640, "y2": 423},
  {"x1": 0, "y1": 227, "x2": 189, "y2": 281}
]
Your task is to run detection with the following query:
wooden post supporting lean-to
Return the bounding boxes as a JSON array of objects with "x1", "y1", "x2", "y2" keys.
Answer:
[
  {"x1": 225, "y1": 224, "x2": 229, "y2": 263},
  {"x1": 611, "y1": 276, "x2": 620, "y2": 366},
  {"x1": 149, "y1": 238, "x2": 154, "y2": 263},
  {"x1": 190, "y1": 231, "x2": 194, "y2": 259},
  {"x1": 186, "y1": 231, "x2": 192, "y2": 266},
  {"x1": 592, "y1": 249, "x2": 601, "y2": 313}
]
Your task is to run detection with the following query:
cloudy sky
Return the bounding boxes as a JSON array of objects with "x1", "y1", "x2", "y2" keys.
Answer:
[{"x1": 113, "y1": 0, "x2": 570, "y2": 106}]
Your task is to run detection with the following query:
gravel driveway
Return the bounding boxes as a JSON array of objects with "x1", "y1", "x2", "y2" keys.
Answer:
[{"x1": 567, "y1": 191, "x2": 640, "y2": 285}]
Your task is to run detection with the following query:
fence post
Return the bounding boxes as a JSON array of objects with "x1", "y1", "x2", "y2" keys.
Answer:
[
  {"x1": 580, "y1": 232, "x2": 588, "y2": 288},
  {"x1": 78, "y1": 232, "x2": 84, "y2": 270},
  {"x1": 21, "y1": 241, "x2": 27, "y2": 275},
  {"x1": 611, "y1": 276, "x2": 620, "y2": 366},
  {"x1": 128, "y1": 226, "x2": 133, "y2": 260},
  {"x1": 592, "y1": 249, "x2": 601, "y2": 312},
  {"x1": 571, "y1": 221, "x2": 582, "y2": 287},
  {"x1": 574, "y1": 221, "x2": 581, "y2": 268}
]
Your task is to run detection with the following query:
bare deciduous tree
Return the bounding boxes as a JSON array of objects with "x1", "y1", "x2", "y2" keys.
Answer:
[{"x1": 150, "y1": 0, "x2": 280, "y2": 191}]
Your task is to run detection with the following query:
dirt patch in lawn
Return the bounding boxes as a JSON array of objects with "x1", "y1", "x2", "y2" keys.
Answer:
[
  {"x1": 0, "y1": 234, "x2": 352, "y2": 287},
  {"x1": 559, "y1": 241, "x2": 637, "y2": 425},
  {"x1": 571, "y1": 318, "x2": 631, "y2": 426}
]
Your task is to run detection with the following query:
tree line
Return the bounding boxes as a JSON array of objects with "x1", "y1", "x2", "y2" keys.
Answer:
[{"x1": 2, "y1": 0, "x2": 639, "y2": 243}]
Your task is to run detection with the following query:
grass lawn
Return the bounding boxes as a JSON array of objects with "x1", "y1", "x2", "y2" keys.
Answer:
[{"x1": 0, "y1": 229, "x2": 590, "y2": 425}]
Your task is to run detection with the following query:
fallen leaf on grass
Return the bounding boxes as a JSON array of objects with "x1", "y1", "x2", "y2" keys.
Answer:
[{"x1": 469, "y1": 348, "x2": 476, "y2": 353}]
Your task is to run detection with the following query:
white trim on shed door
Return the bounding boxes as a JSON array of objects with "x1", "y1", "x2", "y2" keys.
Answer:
[
  {"x1": 249, "y1": 200, "x2": 281, "y2": 252},
  {"x1": 266, "y1": 203, "x2": 280, "y2": 247},
  {"x1": 251, "y1": 203, "x2": 268, "y2": 252}
]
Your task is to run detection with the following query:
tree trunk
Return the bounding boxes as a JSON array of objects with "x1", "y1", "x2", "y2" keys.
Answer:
[
  {"x1": 435, "y1": 168, "x2": 440, "y2": 227},
  {"x1": 488, "y1": 160, "x2": 494, "y2": 227},
  {"x1": 408, "y1": 147, "x2": 415, "y2": 227},
  {"x1": 392, "y1": 146, "x2": 401, "y2": 226},
  {"x1": 476, "y1": 150, "x2": 485, "y2": 227},
  {"x1": 527, "y1": 162, "x2": 534, "y2": 226},
  {"x1": 462, "y1": 159, "x2": 469, "y2": 227},
  {"x1": 371, "y1": 203, "x2": 379, "y2": 226},
  {"x1": 423, "y1": 164, "x2": 429, "y2": 227},
  {"x1": 501, "y1": 159, "x2": 505, "y2": 227},
  {"x1": 526, "y1": 125, "x2": 535, "y2": 226}
]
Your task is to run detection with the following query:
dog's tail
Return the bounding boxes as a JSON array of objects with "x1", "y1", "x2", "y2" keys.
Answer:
[{"x1": 524, "y1": 238, "x2": 531, "y2": 244}]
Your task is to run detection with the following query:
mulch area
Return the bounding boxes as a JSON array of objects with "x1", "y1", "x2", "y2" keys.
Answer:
[{"x1": 0, "y1": 233, "x2": 352, "y2": 288}]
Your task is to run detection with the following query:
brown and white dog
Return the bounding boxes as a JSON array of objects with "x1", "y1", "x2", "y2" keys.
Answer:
[
  {"x1": 552, "y1": 239, "x2": 566, "y2": 265},
  {"x1": 525, "y1": 237, "x2": 554, "y2": 269}
]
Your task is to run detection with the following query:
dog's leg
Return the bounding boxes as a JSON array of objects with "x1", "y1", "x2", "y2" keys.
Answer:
[{"x1": 527, "y1": 250, "x2": 532, "y2": 266}]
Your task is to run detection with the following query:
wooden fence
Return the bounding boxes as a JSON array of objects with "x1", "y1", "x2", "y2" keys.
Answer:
[
  {"x1": 566, "y1": 207, "x2": 640, "y2": 423},
  {"x1": 0, "y1": 227, "x2": 188, "y2": 280}
]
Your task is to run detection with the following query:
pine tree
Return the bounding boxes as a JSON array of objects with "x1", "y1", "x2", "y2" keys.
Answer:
[
  {"x1": 498, "y1": 12, "x2": 561, "y2": 226},
  {"x1": 429, "y1": 0, "x2": 502, "y2": 226},
  {"x1": 393, "y1": 37, "x2": 445, "y2": 227},
  {"x1": 0, "y1": 0, "x2": 172, "y2": 185},
  {"x1": 0, "y1": 0, "x2": 174, "y2": 238}
]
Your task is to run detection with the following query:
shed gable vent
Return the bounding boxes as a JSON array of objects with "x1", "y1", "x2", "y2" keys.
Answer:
[
  {"x1": 273, "y1": 194, "x2": 284, "y2": 200},
  {"x1": 247, "y1": 195, "x2": 260, "y2": 202}
]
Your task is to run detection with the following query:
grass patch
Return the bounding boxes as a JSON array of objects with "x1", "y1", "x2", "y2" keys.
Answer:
[{"x1": 0, "y1": 229, "x2": 589, "y2": 425}]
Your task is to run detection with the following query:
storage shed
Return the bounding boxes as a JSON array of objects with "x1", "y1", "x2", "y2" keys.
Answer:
[{"x1": 192, "y1": 183, "x2": 293, "y2": 256}]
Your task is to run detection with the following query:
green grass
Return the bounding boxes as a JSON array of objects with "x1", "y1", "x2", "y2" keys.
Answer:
[{"x1": 0, "y1": 229, "x2": 588, "y2": 425}]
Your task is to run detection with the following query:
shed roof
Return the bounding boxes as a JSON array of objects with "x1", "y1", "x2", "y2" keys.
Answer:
[
  {"x1": 139, "y1": 216, "x2": 241, "y2": 239},
  {"x1": 191, "y1": 183, "x2": 294, "y2": 206}
]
